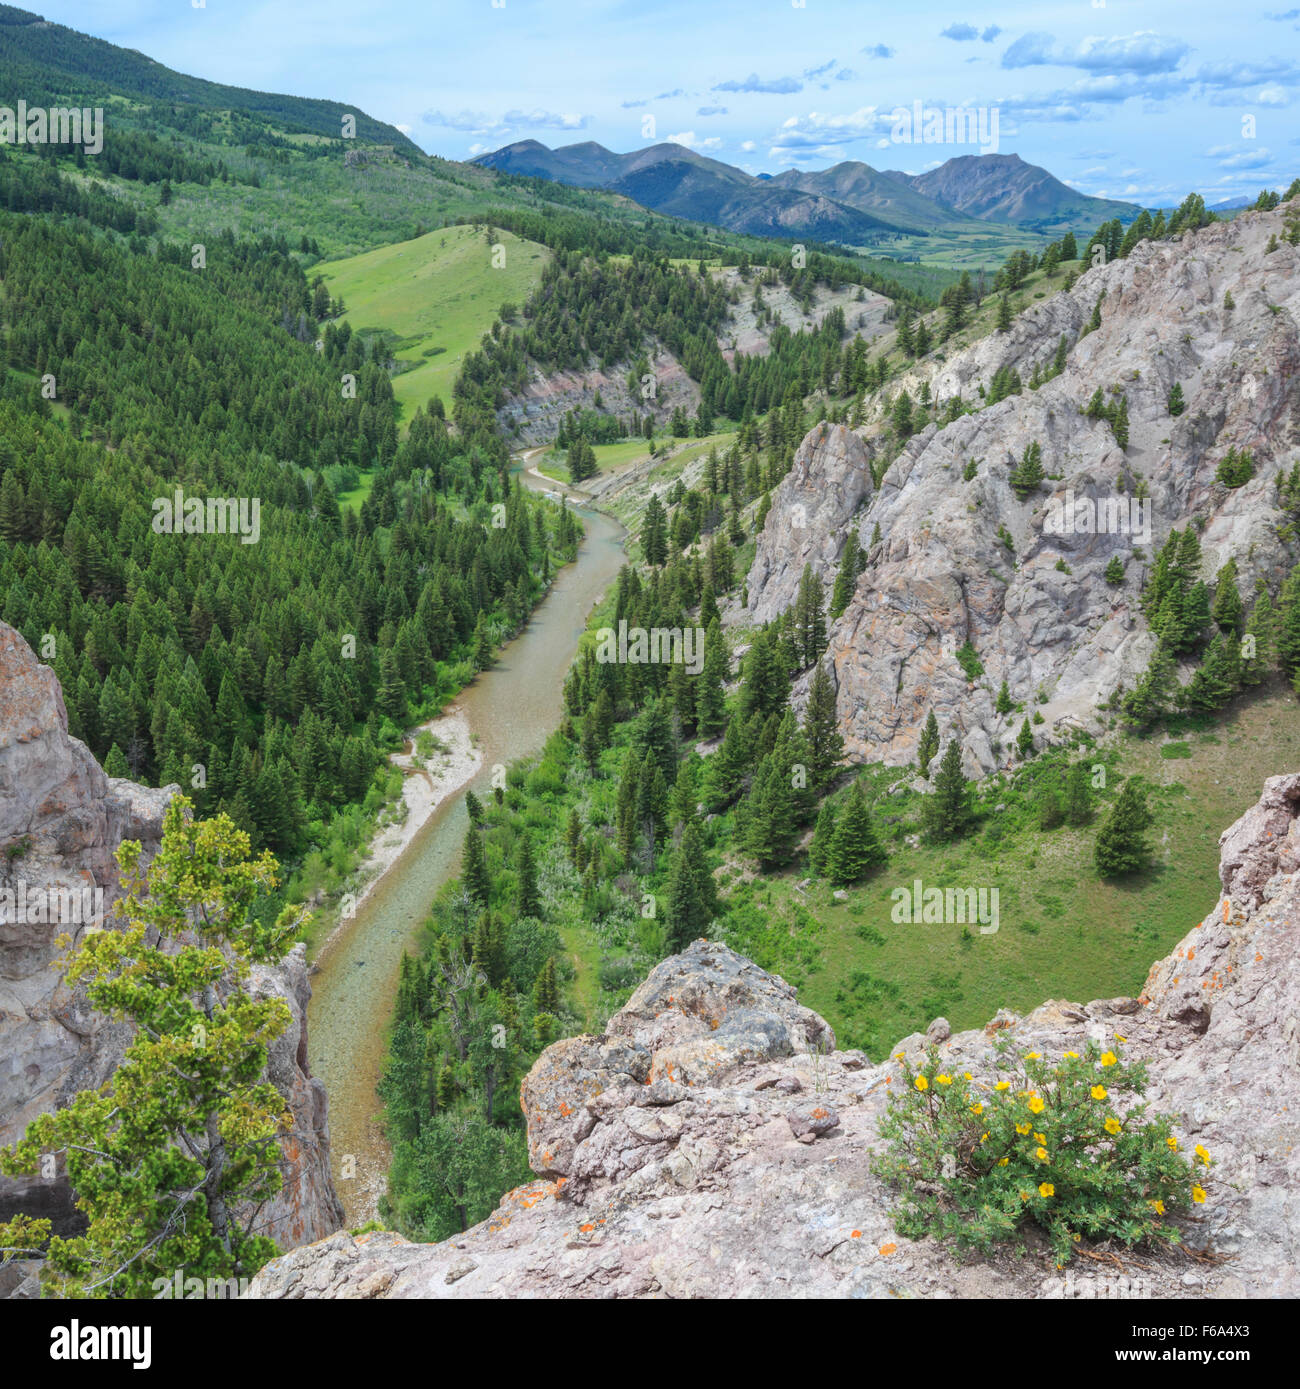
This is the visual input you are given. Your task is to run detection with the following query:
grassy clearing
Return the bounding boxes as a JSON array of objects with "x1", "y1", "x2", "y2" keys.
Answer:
[
  {"x1": 722, "y1": 686, "x2": 1300, "y2": 1060},
  {"x1": 318, "y1": 224, "x2": 549, "y2": 422}
]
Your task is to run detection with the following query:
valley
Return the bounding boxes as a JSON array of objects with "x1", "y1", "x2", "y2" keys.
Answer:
[{"x1": 1, "y1": 0, "x2": 1299, "y2": 1320}]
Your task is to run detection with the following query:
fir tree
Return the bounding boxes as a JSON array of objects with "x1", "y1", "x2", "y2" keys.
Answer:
[
  {"x1": 463, "y1": 826, "x2": 491, "y2": 908},
  {"x1": 1094, "y1": 779, "x2": 1153, "y2": 877},
  {"x1": 1009, "y1": 440, "x2": 1044, "y2": 499},
  {"x1": 808, "y1": 799, "x2": 837, "y2": 876},
  {"x1": 922, "y1": 739, "x2": 972, "y2": 841},
  {"x1": 995, "y1": 680, "x2": 1013, "y2": 716},
  {"x1": 827, "y1": 782, "x2": 887, "y2": 885},
  {"x1": 830, "y1": 531, "x2": 863, "y2": 618},
  {"x1": 1211, "y1": 558, "x2": 1243, "y2": 634},
  {"x1": 514, "y1": 835, "x2": 540, "y2": 918},
  {"x1": 1167, "y1": 382, "x2": 1185, "y2": 417},
  {"x1": 1104, "y1": 556, "x2": 1126, "y2": 586},
  {"x1": 917, "y1": 708, "x2": 940, "y2": 777},
  {"x1": 804, "y1": 662, "x2": 843, "y2": 790},
  {"x1": 1064, "y1": 762, "x2": 1093, "y2": 826},
  {"x1": 1016, "y1": 718, "x2": 1035, "y2": 760},
  {"x1": 664, "y1": 823, "x2": 717, "y2": 952}
]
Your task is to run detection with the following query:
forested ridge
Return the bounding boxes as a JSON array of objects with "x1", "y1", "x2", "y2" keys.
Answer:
[{"x1": 0, "y1": 201, "x2": 581, "y2": 881}]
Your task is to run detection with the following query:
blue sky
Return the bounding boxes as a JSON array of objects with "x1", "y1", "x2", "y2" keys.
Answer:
[{"x1": 36, "y1": 0, "x2": 1300, "y2": 202}]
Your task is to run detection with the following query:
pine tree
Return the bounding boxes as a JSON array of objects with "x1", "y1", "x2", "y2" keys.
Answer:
[
  {"x1": 664, "y1": 823, "x2": 717, "y2": 952},
  {"x1": 1094, "y1": 779, "x2": 1153, "y2": 877},
  {"x1": 808, "y1": 799, "x2": 837, "y2": 876},
  {"x1": 1009, "y1": 440, "x2": 1044, "y2": 499},
  {"x1": 1016, "y1": 718, "x2": 1035, "y2": 760},
  {"x1": 514, "y1": 835, "x2": 540, "y2": 917},
  {"x1": 463, "y1": 826, "x2": 491, "y2": 908},
  {"x1": 826, "y1": 782, "x2": 887, "y2": 885},
  {"x1": 1110, "y1": 394, "x2": 1130, "y2": 450},
  {"x1": 922, "y1": 739, "x2": 972, "y2": 841},
  {"x1": 377, "y1": 649, "x2": 408, "y2": 721},
  {"x1": 1064, "y1": 762, "x2": 1093, "y2": 826},
  {"x1": 830, "y1": 531, "x2": 863, "y2": 618},
  {"x1": 0, "y1": 799, "x2": 303, "y2": 1296},
  {"x1": 1240, "y1": 584, "x2": 1276, "y2": 686},
  {"x1": 1211, "y1": 558, "x2": 1243, "y2": 634},
  {"x1": 1183, "y1": 632, "x2": 1240, "y2": 711},
  {"x1": 995, "y1": 680, "x2": 1012, "y2": 716},
  {"x1": 532, "y1": 957, "x2": 560, "y2": 1015},
  {"x1": 996, "y1": 294, "x2": 1012, "y2": 332},
  {"x1": 642, "y1": 493, "x2": 668, "y2": 567},
  {"x1": 917, "y1": 708, "x2": 940, "y2": 777},
  {"x1": 1122, "y1": 644, "x2": 1178, "y2": 729},
  {"x1": 794, "y1": 564, "x2": 827, "y2": 666},
  {"x1": 1167, "y1": 382, "x2": 1185, "y2": 417},
  {"x1": 1104, "y1": 556, "x2": 1126, "y2": 586},
  {"x1": 804, "y1": 662, "x2": 843, "y2": 790},
  {"x1": 696, "y1": 619, "x2": 728, "y2": 738}
]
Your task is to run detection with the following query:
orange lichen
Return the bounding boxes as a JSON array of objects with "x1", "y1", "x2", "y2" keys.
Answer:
[
  {"x1": 879, "y1": 1243, "x2": 897, "y2": 1257},
  {"x1": 850, "y1": 1230, "x2": 862, "y2": 1239}
]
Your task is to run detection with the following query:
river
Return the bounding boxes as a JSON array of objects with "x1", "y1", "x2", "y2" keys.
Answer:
[{"x1": 306, "y1": 461, "x2": 625, "y2": 1224}]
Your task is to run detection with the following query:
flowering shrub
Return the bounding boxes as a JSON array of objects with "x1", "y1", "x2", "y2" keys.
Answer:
[{"x1": 872, "y1": 1039, "x2": 1209, "y2": 1265}]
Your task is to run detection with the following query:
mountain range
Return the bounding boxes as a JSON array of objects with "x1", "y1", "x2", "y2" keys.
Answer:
[{"x1": 473, "y1": 140, "x2": 1143, "y2": 244}]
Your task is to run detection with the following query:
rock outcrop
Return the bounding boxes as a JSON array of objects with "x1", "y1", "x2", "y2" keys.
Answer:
[
  {"x1": 0, "y1": 622, "x2": 343, "y2": 1273},
  {"x1": 745, "y1": 201, "x2": 1300, "y2": 774},
  {"x1": 246, "y1": 775, "x2": 1300, "y2": 1300}
]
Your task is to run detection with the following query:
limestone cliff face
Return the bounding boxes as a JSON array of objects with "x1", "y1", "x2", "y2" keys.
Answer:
[
  {"x1": 247, "y1": 776, "x2": 1300, "y2": 1300},
  {"x1": 745, "y1": 201, "x2": 1300, "y2": 774},
  {"x1": 0, "y1": 622, "x2": 343, "y2": 1279}
]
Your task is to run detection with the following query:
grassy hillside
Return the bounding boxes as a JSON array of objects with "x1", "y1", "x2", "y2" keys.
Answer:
[
  {"x1": 318, "y1": 225, "x2": 550, "y2": 420},
  {"x1": 724, "y1": 689, "x2": 1300, "y2": 1059}
]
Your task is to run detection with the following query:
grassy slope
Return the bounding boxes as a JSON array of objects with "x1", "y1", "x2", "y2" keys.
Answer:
[
  {"x1": 727, "y1": 688, "x2": 1300, "y2": 1060},
  {"x1": 318, "y1": 225, "x2": 549, "y2": 422}
]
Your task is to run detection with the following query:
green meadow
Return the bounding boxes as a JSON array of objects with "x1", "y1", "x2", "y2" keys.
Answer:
[{"x1": 318, "y1": 224, "x2": 550, "y2": 422}]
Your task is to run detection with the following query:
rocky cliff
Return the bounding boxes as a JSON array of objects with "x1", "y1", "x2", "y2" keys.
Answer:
[
  {"x1": 246, "y1": 775, "x2": 1300, "y2": 1300},
  {"x1": 0, "y1": 622, "x2": 343, "y2": 1287},
  {"x1": 746, "y1": 200, "x2": 1300, "y2": 774}
]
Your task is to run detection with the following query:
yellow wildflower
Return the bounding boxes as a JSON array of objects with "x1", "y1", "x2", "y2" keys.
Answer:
[
  {"x1": 1090, "y1": 1085, "x2": 1107, "y2": 1101},
  {"x1": 1194, "y1": 1144, "x2": 1210, "y2": 1165},
  {"x1": 1024, "y1": 1052, "x2": 1041, "y2": 1060},
  {"x1": 998, "y1": 1157, "x2": 1009, "y2": 1166},
  {"x1": 963, "y1": 1072, "x2": 973, "y2": 1081},
  {"x1": 970, "y1": 1103, "x2": 984, "y2": 1116},
  {"x1": 1100, "y1": 1051, "x2": 1117, "y2": 1067},
  {"x1": 1104, "y1": 1117, "x2": 1122, "y2": 1135},
  {"x1": 1028, "y1": 1096, "x2": 1045, "y2": 1114},
  {"x1": 1035, "y1": 1146, "x2": 1049, "y2": 1161},
  {"x1": 915, "y1": 1075, "x2": 929, "y2": 1091},
  {"x1": 1039, "y1": 1183, "x2": 1055, "y2": 1198},
  {"x1": 1034, "y1": 1133, "x2": 1046, "y2": 1145},
  {"x1": 1192, "y1": 1185, "x2": 1207, "y2": 1204},
  {"x1": 995, "y1": 1080, "x2": 1010, "y2": 1091},
  {"x1": 1016, "y1": 1122, "x2": 1032, "y2": 1135},
  {"x1": 1063, "y1": 1051, "x2": 1080, "y2": 1059},
  {"x1": 1149, "y1": 1199, "x2": 1165, "y2": 1216},
  {"x1": 1166, "y1": 1136, "x2": 1179, "y2": 1151},
  {"x1": 936, "y1": 1074, "x2": 952, "y2": 1086}
]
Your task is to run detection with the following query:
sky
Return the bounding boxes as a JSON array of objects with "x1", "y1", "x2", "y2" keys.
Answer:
[{"x1": 32, "y1": 0, "x2": 1300, "y2": 203}]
